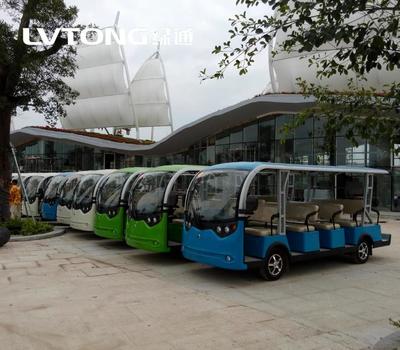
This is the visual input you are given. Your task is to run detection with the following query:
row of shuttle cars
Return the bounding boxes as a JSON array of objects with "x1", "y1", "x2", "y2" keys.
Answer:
[{"x1": 16, "y1": 162, "x2": 391, "y2": 280}]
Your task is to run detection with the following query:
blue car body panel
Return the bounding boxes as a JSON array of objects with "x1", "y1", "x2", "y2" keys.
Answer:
[
  {"x1": 41, "y1": 201, "x2": 58, "y2": 221},
  {"x1": 182, "y1": 220, "x2": 247, "y2": 270},
  {"x1": 344, "y1": 224, "x2": 382, "y2": 245},
  {"x1": 319, "y1": 228, "x2": 346, "y2": 249},
  {"x1": 40, "y1": 173, "x2": 70, "y2": 221},
  {"x1": 244, "y1": 234, "x2": 290, "y2": 259},
  {"x1": 286, "y1": 230, "x2": 320, "y2": 252}
]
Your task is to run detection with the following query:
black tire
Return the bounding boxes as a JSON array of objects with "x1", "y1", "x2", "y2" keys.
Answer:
[
  {"x1": 0, "y1": 227, "x2": 10, "y2": 247},
  {"x1": 353, "y1": 239, "x2": 371, "y2": 264},
  {"x1": 259, "y1": 248, "x2": 288, "y2": 281}
]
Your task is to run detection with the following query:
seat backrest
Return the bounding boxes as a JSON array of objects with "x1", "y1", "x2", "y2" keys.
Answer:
[
  {"x1": 287, "y1": 202, "x2": 319, "y2": 222},
  {"x1": 312, "y1": 199, "x2": 363, "y2": 216},
  {"x1": 174, "y1": 196, "x2": 185, "y2": 217},
  {"x1": 312, "y1": 201, "x2": 344, "y2": 221},
  {"x1": 338, "y1": 199, "x2": 363, "y2": 215},
  {"x1": 248, "y1": 200, "x2": 278, "y2": 223}
]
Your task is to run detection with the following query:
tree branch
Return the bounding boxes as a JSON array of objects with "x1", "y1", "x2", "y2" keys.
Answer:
[{"x1": 27, "y1": 36, "x2": 69, "y2": 62}]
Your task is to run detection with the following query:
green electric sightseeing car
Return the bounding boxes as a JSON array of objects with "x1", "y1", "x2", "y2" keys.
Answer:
[
  {"x1": 94, "y1": 168, "x2": 147, "y2": 240},
  {"x1": 125, "y1": 165, "x2": 205, "y2": 252}
]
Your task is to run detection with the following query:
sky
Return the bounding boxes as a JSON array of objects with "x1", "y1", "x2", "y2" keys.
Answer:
[{"x1": 7, "y1": 0, "x2": 273, "y2": 140}]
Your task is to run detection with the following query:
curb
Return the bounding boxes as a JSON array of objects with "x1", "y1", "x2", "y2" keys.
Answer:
[
  {"x1": 10, "y1": 227, "x2": 67, "y2": 242},
  {"x1": 373, "y1": 330, "x2": 400, "y2": 349}
]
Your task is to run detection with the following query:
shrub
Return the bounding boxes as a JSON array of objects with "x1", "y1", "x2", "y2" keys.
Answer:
[
  {"x1": 0, "y1": 219, "x2": 22, "y2": 235},
  {"x1": 21, "y1": 220, "x2": 52, "y2": 236},
  {"x1": 390, "y1": 318, "x2": 400, "y2": 329},
  {"x1": 0, "y1": 219, "x2": 52, "y2": 236}
]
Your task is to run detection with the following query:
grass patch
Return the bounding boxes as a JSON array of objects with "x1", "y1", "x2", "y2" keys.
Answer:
[{"x1": 0, "y1": 219, "x2": 52, "y2": 236}]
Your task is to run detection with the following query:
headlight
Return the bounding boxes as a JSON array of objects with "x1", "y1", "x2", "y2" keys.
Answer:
[
  {"x1": 216, "y1": 226, "x2": 222, "y2": 234},
  {"x1": 224, "y1": 226, "x2": 230, "y2": 234}
]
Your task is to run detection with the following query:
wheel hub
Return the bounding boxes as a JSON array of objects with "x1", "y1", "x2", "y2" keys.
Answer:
[
  {"x1": 358, "y1": 242, "x2": 369, "y2": 260},
  {"x1": 268, "y1": 254, "x2": 283, "y2": 276}
]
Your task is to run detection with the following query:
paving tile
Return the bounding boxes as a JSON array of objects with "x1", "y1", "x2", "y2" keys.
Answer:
[
  {"x1": 3, "y1": 261, "x2": 39, "y2": 269},
  {"x1": 0, "y1": 221, "x2": 398, "y2": 349}
]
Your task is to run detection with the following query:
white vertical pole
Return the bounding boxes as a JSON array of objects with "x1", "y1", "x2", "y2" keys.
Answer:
[
  {"x1": 10, "y1": 143, "x2": 35, "y2": 222},
  {"x1": 159, "y1": 52, "x2": 174, "y2": 133},
  {"x1": 268, "y1": 42, "x2": 278, "y2": 93},
  {"x1": 115, "y1": 12, "x2": 140, "y2": 138}
]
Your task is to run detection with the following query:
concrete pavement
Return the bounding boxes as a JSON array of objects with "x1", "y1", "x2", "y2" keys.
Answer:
[{"x1": 0, "y1": 221, "x2": 399, "y2": 349}]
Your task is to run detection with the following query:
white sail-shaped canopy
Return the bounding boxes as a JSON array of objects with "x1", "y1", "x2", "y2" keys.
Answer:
[
  {"x1": 61, "y1": 31, "x2": 135, "y2": 130},
  {"x1": 269, "y1": 6, "x2": 400, "y2": 93},
  {"x1": 61, "y1": 25, "x2": 173, "y2": 134},
  {"x1": 130, "y1": 52, "x2": 172, "y2": 127}
]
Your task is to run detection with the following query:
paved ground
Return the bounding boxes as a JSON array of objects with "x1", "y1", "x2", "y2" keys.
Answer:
[{"x1": 0, "y1": 221, "x2": 399, "y2": 350}]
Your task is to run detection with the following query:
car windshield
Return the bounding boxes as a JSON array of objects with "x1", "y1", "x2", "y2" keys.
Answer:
[
  {"x1": 97, "y1": 172, "x2": 131, "y2": 212},
  {"x1": 130, "y1": 172, "x2": 173, "y2": 217},
  {"x1": 25, "y1": 176, "x2": 44, "y2": 201},
  {"x1": 44, "y1": 176, "x2": 67, "y2": 201},
  {"x1": 73, "y1": 174, "x2": 102, "y2": 207},
  {"x1": 59, "y1": 175, "x2": 81, "y2": 206},
  {"x1": 186, "y1": 170, "x2": 249, "y2": 223},
  {"x1": 37, "y1": 176, "x2": 53, "y2": 200}
]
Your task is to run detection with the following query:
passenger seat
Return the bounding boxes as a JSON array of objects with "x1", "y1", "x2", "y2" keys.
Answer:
[
  {"x1": 311, "y1": 201, "x2": 344, "y2": 230},
  {"x1": 172, "y1": 196, "x2": 185, "y2": 224},
  {"x1": 334, "y1": 199, "x2": 363, "y2": 227},
  {"x1": 245, "y1": 200, "x2": 278, "y2": 237},
  {"x1": 286, "y1": 202, "x2": 319, "y2": 232}
]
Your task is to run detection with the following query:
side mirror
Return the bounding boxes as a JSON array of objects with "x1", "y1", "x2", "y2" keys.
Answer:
[
  {"x1": 166, "y1": 192, "x2": 178, "y2": 208},
  {"x1": 245, "y1": 196, "x2": 258, "y2": 213}
]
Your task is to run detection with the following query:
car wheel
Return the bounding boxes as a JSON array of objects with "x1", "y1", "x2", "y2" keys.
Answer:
[
  {"x1": 353, "y1": 239, "x2": 370, "y2": 264},
  {"x1": 260, "y1": 248, "x2": 288, "y2": 281}
]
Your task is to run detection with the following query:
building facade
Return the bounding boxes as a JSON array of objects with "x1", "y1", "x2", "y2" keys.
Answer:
[
  {"x1": 16, "y1": 139, "x2": 132, "y2": 172},
  {"x1": 11, "y1": 94, "x2": 398, "y2": 211}
]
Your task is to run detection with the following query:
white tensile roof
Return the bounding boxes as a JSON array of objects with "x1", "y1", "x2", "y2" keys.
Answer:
[{"x1": 61, "y1": 29, "x2": 172, "y2": 131}]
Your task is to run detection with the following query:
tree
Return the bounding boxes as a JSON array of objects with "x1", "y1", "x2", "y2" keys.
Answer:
[
  {"x1": 201, "y1": 0, "x2": 400, "y2": 158},
  {"x1": 0, "y1": 0, "x2": 80, "y2": 220}
]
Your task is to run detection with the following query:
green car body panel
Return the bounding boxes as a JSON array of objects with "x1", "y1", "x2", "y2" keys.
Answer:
[
  {"x1": 93, "y1": 167, "x2": 147, "y2": 241},
  {"x1": 94, "y1": 207, "x2": 125, "y2": 240},
  {"x1": 125, "y1": 212, "x2": 170, "y2": 252},
  {"x1": 125, "y1": 165, "x2": 205, "y2": 252}
]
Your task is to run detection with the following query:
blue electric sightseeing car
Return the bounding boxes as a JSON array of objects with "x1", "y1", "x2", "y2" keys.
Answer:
[
  {"x1": 41, "y1": 173, "x2": 71, "y2": 221},
  {"x1": 182, "y1": 162, "x2": 391, "y2": 280}
]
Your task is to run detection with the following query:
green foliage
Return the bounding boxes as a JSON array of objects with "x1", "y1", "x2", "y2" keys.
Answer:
[
  {"x1": 0, "y1": 219, "x2": 52, "y2": 236},
  {"x1": 201, "y1": 0, "x2": 400, "y2": 152},
  {"x1": 202, "y1": 0, "x2": 400, "y2": 80},
  {"x1": 0, "y1": 0, "x2": 81, "y2": 125},
  {"x1": 0, "y1": 219, "x2": 22, "y2": 235},
  {"x1": 390, "y1": 318, "x2": 400, "y2": 329},
  {"x1": 285, "y1": 78, "x2": 400, "y2": 153}
]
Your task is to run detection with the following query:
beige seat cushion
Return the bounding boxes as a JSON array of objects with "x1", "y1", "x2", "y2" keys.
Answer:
[
  {"x1": 316, "y1": 199, "x2": 363, "y2": 216},
  {"x1": 287, "y1": 202, "x2": 319, "y2": 223},
  {"x1": 286, "y1": 223, "x2": 315, "y2": 232},
  {"x1": 246, "y1": 200, "x2": 278, "y2": 233},
  {"x1": 312, "y1": 201, "x2": 344, "y2": 222},
  {"x1": 247, "y1": 220, "x2": 265, "y2": 227},
  {"x1": 312, "y1": 222, "x2": 335, "y2": 230},
  {"x1": 245, "y1": 226, "x2": 276, "y2": 237},
  {"x1": 335, "y1": 218, "x2": 357, "y2": 227},
  {"x1": 248, "y1": 200, "x2": 277, "y2": 222}
]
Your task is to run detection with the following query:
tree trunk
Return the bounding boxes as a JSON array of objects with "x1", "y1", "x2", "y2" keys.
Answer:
[{"x1": 0, "y1": 108, "x2": 12, "y2": 221}]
